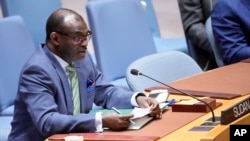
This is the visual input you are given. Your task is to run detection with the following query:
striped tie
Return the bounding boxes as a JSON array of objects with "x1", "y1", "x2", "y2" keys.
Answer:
[{"x1": 67, "y1": 65, "x2": 80, "y2": 115}]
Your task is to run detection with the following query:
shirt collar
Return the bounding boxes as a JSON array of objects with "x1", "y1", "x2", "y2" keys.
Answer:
[{"x1": 51, "y1": 53, "x2": 69, "y2": 71}]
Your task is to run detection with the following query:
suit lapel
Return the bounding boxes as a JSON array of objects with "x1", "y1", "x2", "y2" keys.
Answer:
[{"x1": 42, "y1": 45, "x2": 74, "y2": 115}]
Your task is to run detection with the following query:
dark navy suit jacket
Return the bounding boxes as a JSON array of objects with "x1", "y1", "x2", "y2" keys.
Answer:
[
  {"x1": 212, "y1": 0, "x2": 250, "y2": 64},
  {"x1": 7, "y1": 45, "x2": 134, "y2": 141}
]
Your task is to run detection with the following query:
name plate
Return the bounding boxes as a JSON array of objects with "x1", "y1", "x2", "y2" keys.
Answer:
[{"x1": 221, "y1": 96, "x2": 250, "y2": 125}]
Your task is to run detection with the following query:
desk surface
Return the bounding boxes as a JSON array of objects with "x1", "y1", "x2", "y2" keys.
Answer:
[
  {"x1": 159, "y1": 94, "x2": 250, "y2": 141},
  {"x1": 106, "y1": 62, "x2": 250, "y2": 141},
  {"x1": 47, "y1": 95, "x2": 250, "y2": 141},
  {"x1": 160, "y1": 62, "x2": 250, "y2": 141},
  {"x1": 168, "y1": 62, "x2": 250, "y2": 99},
  {"x1": 47, "y1": 62, "x2": 250, "y2": 141}
]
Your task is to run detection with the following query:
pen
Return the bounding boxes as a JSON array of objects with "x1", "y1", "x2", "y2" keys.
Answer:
[{"x1": 111, "y1": 107, "x2": 136, "y2": 125}]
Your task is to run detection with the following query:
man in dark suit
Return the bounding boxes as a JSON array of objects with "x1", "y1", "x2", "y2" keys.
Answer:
[
  {"x1": 212, "y1": 0, "x2": 250, "y2": 64},
  {"x1": 7, "y1": 8, "x2": 160, "y2": 141},
  {"x1": 178, "y1": 0, "x2": 217, "y2": 70}
]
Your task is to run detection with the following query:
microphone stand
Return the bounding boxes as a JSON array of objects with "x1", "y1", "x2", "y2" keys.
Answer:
[{"x1": 136, "y1": 71, "x2": 216, "y2": 122}]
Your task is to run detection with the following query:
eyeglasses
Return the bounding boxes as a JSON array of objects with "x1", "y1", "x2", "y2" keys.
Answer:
[{"x1": 55, "y1": 30, "x2": 92, "y2": 45}]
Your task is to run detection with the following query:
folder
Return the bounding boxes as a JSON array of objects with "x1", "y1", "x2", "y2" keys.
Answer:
[{"x1": 90, "y1": 109, "x2": 154, "y2": 130}]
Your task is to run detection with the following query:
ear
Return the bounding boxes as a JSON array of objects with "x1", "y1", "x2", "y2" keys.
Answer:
[{"x1": 50, "y1": 32, "x2": 60, "y2": 46}]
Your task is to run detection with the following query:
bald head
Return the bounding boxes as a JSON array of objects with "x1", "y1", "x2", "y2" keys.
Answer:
[
  {"x1": 45, "y1": 8, "x2": 85, "y2": 41},
  {"x1": 44, "y1": 8, "x2": 90, "y2": 64}
]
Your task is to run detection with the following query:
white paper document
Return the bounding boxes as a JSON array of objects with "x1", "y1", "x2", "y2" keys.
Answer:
[{"x1": 131, "y1": 107, "x2": 151, "y2": 119}]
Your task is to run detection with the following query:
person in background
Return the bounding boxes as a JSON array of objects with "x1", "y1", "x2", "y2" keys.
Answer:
[
  {"x1": 178, "y1": 0, "x2": 217, "y2": 70},
  {"x1": 211, "y1": 0, "x2": 250, "y2": 64},
  {"x1": 7, "y1": 8, "x2": 161, "y2": 141}
]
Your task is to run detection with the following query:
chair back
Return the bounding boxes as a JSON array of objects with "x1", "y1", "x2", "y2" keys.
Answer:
[
  {"x1": 142, "y1": 0, "x2": 188, "y2": 54},
  {"x1": 0, "y1": 16, "x2": 35, "y2": 115},
  {"x1": 86, "y1": 0, "x2": 157, "y2": 89},
  {"x1": 140, "y1": 0, "x2": 161, "y2": 37},
  {"x1": 205, "y1": 16, "x2": 225, "y2": 67},
  {"x1": 126, "y1": 51, "x2": 203, "y2": 92},
  {"x1": 1, "y1": 0, "x2": 62, "y2": 47}
]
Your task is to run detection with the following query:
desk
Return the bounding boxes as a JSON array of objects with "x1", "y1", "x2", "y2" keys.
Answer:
[
  {"x1": 47, "y1": 95, "x2": 250, "y2": 141},
  {"x1": 47, "y1": 62, "x2": 250, "y2": 141},
  {"x1": 159, "y1": 94, "x2": 250, "y2": 141},
  {"x1": 147, "y1": 62, "x2": 250, "y2": 99},
  {"x1": 158, "y1": 62, "x2": 250, "y2": 141}
]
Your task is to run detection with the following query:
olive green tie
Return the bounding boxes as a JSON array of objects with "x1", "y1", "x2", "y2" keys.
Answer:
[{"x1": 67, "y1": 65, "x2": 80, "y2": 115}]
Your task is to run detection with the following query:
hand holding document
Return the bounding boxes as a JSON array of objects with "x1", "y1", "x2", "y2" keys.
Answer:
[
  {"x1": 128, "y1": 107, "x2": 154, "y2": 130},
  {"x1": 112, "y1": 107, "x2": 136, "y2": 125},
  {"x1": 90, "y1": 107, "x2": 154, "y2": 130}
]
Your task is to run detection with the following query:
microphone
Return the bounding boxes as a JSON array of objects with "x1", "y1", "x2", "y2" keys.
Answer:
[{"x1": 130, "y1": 69, "x2": 216, "y2": 122}]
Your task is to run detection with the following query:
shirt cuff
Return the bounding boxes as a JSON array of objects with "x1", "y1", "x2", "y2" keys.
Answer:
[
  {"x1": 131, "y1": 92, "x2": 146, "y2": 107},
  {"x1": 95, "y1": 112, "x2": 103, "y2": 132}
]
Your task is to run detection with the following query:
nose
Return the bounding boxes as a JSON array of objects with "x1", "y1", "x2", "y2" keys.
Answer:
[{"x1": 80, "y1": 39, "x2": 89, "y2": 47}]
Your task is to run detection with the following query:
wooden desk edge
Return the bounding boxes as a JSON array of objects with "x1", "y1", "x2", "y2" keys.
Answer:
[{"x1": 46, "y1": 133, "x2": 160, "y2": 141}]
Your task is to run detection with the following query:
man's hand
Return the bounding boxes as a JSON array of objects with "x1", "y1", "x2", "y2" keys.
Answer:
[
  {"x1": 136, "y1": 95, "x2": 161, "y2": 117},
  {"x1": 102, "y1": 113, "x2": 134, "y2": 131}
]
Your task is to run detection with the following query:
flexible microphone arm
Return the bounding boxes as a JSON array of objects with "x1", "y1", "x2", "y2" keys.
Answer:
[{"x1": 130, "y1": 69, "x2": 215, "y2": 122}]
